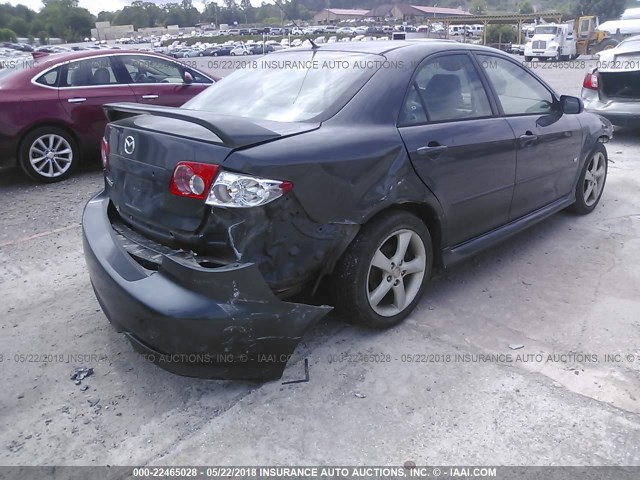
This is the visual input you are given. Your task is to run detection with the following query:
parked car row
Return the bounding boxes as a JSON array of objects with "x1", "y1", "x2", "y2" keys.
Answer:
[{"x1": 163, "y1": 34, "x2": 396, "y2": 58}]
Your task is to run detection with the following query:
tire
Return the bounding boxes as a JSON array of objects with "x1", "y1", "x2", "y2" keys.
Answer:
[
  {"x1": 524, "y1": 56, "x2": 532, "y2": 62},
  {"x1": 331, "y1": 210, "x2": 433, "y2": 329},
  {"x1": 213, "y1": 52, "x2": 218, "y2": 56},
  {"x1": 568, "y1": 143, "x2": 608, "y2": 215},
  {"x1": 595, "y1": 38, "x2": 618, "y2": 53},
  {"x1": 19, "y1": 126, "x2": 78, "y2": 183}
]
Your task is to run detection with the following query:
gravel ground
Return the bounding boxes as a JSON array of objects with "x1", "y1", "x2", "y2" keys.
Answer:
[{"x1": 1, "y1": 55, "x2": 639, "y2": 467}]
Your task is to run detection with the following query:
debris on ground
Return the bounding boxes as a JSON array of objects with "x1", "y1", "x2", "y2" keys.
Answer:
[
  {"x1": 354, "y1": 392, "x2": 366, "y2": 399},
  {"x1": 70, "y1": 367, "x2": 94, "y2": 384},
  {"x1": 7, "y1": 440, "x2": 24, "y2": 453},
  {"x1": 509, "y1": 344, "x2": 525, "y2": 350},
  {"x1": 88, "y1": 398, "x2": 100, "y2": 407}
]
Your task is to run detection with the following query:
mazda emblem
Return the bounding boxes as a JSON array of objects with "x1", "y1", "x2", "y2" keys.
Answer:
[{"x1": 124, "y1": 136, "x2": 136, "y2": 155}]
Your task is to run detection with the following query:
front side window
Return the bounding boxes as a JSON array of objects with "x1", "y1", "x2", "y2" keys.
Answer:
[
  {"x1": 119, "y1": 55, "x2": 211, "y2": 84},
  {"x1": 400, "y1": 54, "x2": 492, "y2": 124},
  {"x1": 477, "y1": 54, "x2": 555, "y2": 115},
  {"x1": 62, "y1": 57, "x2": 118, "y2": 87},
  {"x1": 121, "y1": 55, "x2": 183, "y2": 84}
]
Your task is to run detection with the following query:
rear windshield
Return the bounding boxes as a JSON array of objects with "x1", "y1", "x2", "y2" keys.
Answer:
[{"x1": 183, "y1": 51, "x2": 382, "y2": 122}]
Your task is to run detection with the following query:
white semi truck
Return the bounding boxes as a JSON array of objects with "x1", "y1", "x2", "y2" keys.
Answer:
[{"x1": 524, "y1": 23, "x2": 577, "y2": 61}]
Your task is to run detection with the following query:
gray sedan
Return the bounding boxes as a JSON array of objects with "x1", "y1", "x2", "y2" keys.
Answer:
[{"x1": 581, "y1": 35, "x2": 640, "y2": 126}]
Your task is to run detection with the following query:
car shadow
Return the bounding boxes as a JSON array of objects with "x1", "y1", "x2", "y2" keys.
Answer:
[{"x1": 0, "y1": 160, "x2": 103, "y2": 191}]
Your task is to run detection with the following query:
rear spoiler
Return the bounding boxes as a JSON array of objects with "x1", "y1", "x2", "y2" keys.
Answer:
[{"x1": 103, "y1": 103, "x2": 281, "y2": 148}]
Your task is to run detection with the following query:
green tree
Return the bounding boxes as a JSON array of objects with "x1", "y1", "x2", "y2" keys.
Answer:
[
  {"x1": 164, "y1": 3, "x2": 186, "y2": 26},
  {"x1": 240, "y1": 0, "x2": 251, "y2": 24},
  {"x1": 469, "y1": 0, "x2": 488, "y2": 15},
  {"x1": 96, "y1": 11, "x2": 117, "y2": 23},
  {"x1": 571, "y1": 0, "x2": 626, "y2": 21},
  {"x1": 0, "y1": 28, "x2": 17, "y2": 41},
  {"x1": 517, "y1": 0, "x2": 534, "y2": 14},
  {"x1": 486, "y1": 24, "x2": 516, "y2": 43},
  {"x1": 38, "y1": 0, "x2": 94, "y2": 41},
  {"x1": 181, "y1": 0, "x2": 200, "y2": 26},
  {"x1": 9, "y1": 17, "x2": 29, "y2": 36}
]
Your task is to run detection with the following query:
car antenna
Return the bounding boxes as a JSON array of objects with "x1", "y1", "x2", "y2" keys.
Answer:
[{"x1": 273, "y1": 0, "x2": 319, "y2": 49}]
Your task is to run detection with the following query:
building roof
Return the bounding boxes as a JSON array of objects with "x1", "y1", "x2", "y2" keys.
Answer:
[
  {"x1": 411, "y1": 6, "x2": 472, "y2": 16},
  {"x1": 325, "y1": 8, "x2": 370, "y2": 16},
  {"x1": 368, "y1": 4, "x2": 395, "y2": 17},
  {"x1": 367, "y1": 4, "x2": 472, "y2": 18}
]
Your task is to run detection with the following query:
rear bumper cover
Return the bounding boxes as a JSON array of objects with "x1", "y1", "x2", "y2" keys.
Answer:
[
  {"x1": 583, "y1": 94, "x2": 640, "y2": 126},
  {"x1": 82, "y1": 191, "x2": 331, "y2": 380}
]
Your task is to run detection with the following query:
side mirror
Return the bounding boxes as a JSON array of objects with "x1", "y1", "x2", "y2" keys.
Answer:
[
  {"x1": 560, "y1": 95, "x2": 583, "y2": 114},
  {"x1": 183, "y1": 71, "x2": 194, "y2": 85}
]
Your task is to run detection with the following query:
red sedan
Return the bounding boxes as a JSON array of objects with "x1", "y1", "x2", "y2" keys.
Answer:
[{"x1": 0, "y1": 49, "x2": 216, "y2": 182}]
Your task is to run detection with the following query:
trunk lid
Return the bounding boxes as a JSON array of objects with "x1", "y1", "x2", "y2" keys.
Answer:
[{"x1": 103, "y1": 103, "x2": 318, "y2": 245}]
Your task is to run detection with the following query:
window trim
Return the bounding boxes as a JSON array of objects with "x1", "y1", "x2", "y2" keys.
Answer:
[
  {"x1": 397, "y1": 51, "x2": 498, "y2": 128},
  {"x1": 472, "y1": 52, "x2": 561, "y2": 118},
  {"x1": 30, "y1": 52, "x2": 215, "y2": 90},
  {"x1": 56, "y1": 56, "x2": 124, "y2": 88},
  {"x1": 34, "y1": 65, "x2": 61, "y2": 88}
]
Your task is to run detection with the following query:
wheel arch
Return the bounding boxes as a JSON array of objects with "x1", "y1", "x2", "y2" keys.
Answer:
[{"x1": 361, "y1": 202, "x2": 445, "y2": 270}]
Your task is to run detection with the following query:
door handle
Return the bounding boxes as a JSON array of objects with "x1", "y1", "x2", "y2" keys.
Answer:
[
  {"x1": 142, "y1": 94, "x2": 159, "y2": 99},
  {"x1": 416, "y1": 142, "x2": 448, "y2": 157},
  {"x1": 67, "y1": 97, "x2": 86, "y2": 103},
  {"x1": 519, "y1": 131, "x2": 538, "y2": 147}
]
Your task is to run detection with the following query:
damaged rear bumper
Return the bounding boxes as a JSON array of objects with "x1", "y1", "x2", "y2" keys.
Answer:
[{"x1": 82, "y1": 191, "x2": 331, "y2": 380}]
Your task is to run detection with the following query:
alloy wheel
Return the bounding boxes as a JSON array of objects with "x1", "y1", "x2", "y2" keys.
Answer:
[
  {"x1": 29, "y1": 134, "x2": 73, "y2": 178},
  {"x1": 583, "y1": 150, "x2": 606, "y2": 207},
  {"x1": 366, "y1": 229, "x2": 427, "y2": 317}
]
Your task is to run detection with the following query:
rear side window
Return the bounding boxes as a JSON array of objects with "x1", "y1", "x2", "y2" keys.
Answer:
[
  {"x1": 477, "y1": 55, "x2": 555, "y2": 115},
  {"x1": 400, "y1": 54, "x2": 492, "y2": 124},
  {"x1": 61, "y1": 57, "x2": 119, "y2": 87},
  {"x1": 35, "y1": 67, "x2": 61, "y2": 87}
]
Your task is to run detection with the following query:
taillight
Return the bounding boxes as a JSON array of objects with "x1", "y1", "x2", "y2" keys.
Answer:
[
  {"x1": 206, "y1": 171, "x2": 293, "y2": 208},
  {"x1": 583, "y1": 72, "x2": 599, "y2": 90},
  {"x1": 100, "y1": 137, "x2": 109, "y2": 169},
  {"x1": 169, "y1": 161, "x2": 220, "y2": 200}
]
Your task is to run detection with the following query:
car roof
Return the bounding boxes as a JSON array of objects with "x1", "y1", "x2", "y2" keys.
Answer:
[
  {"x1": 275, "y1": 40, "x2": 495, "y2": 56},
  {"x1": 31, "y1": 48, "x2": 166, "y2": 68}
]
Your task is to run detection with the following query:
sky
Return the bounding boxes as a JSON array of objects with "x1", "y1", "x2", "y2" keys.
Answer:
[{"x1": 6, "y1": 0, "x2": 269, "y2": 16}]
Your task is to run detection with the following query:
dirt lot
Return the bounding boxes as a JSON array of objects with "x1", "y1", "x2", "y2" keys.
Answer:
[{"x1": 1, "y1": 57, "x2": 640, "y2": 467}]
